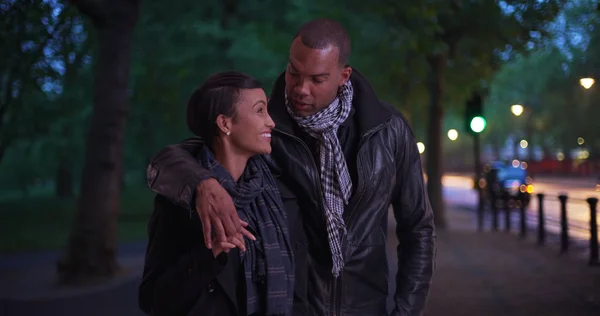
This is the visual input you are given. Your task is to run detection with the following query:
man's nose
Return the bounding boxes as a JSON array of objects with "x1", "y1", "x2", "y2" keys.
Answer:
[{"x1": 293, "y1": 78, "x2": 310, "y2": 97}]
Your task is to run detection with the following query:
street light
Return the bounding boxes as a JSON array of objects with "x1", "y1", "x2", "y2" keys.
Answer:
[
  {"x1": 417, "y1": 142, "x2": 425, "y2": 154},
  {"x1": 580, "y1": 77, "x2": 595, "y2": 89},
  {"x1": 511, "y1": 104, "x2": 524, "y2": 116},
  {"x1": 448, "y1": 129, "x2": 459, "y2": 141}
]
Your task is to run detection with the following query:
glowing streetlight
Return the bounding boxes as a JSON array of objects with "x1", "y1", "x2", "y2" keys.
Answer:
[
  {"x1": 512, "y1": 159, "x2": 520, "y2": 168},
  {"x1": 520, "y1": 140, "x2": 528, "y2": 148},
  {"x1": 511, "y1": 104, "x2": 524, "y2": 116},
  {"x1": 578, "y1": 137, "x2": 585, "y2": 145},
  {"x1": 417, "y1": 142, "x2": 425, "y2": 154},
  {"x1": 580, "y1": 77, "x2": 595, "y2": 89},
  {"x1": 447, "y1": 129, "x2": 459, "y2": 141}
]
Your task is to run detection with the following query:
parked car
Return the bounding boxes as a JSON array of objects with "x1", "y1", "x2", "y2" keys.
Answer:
[{"x1": 480, "y1": 160, "x2": 534, "y2": 208}]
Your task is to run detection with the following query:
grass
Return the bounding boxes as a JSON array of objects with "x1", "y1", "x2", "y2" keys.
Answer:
[{"x1": 0, "y1": 186, "x2": 155, "y2": 254}]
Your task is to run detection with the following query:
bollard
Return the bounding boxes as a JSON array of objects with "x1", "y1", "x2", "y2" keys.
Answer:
[
  {"x1": 587, "y1": 197, "x2": 599, "y2": 266},
  {"x1": 537, "y1": 193, "x2": 546, "y2": 246},
  {"x1": 519, "y1": 198, "x2": 527, "y2": 238},
  {"x1": 558, "y1": 194, "x2": 569, "y2": 254},
  {"x1": 504, "y1": 192, "x2": 511, "y2": 233}
]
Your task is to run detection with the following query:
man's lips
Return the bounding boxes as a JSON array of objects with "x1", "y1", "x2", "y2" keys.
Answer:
[{"x1": 293, "y1": 101, "x2": 311, "y2": 108}]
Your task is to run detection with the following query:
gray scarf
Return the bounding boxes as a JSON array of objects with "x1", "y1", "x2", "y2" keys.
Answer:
[{"x1": 198, "y1": 147, "x2": 295, "y2": 315}]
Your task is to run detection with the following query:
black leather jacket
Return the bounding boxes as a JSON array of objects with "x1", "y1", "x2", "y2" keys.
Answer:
[{"x1": 146, "y1": 69, "x2": 436, "y2": 316}]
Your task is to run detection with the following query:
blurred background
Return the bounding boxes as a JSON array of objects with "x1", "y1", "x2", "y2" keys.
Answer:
[{"x1": 1, "y1": 0, "x2": 599, "y2": 315}]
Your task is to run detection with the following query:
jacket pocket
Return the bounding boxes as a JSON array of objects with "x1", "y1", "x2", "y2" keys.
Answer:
[{"x1": 340, "y1": 242, "x2": 389, "y2": 314}]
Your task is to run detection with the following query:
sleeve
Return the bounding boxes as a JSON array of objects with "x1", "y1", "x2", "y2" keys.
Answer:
[
  {"x1": 146, "y1": 137, "x2": 212, "y2": 210},
  {"x1": 390, "y1": 116, "x2": 437, "y2": 316}
]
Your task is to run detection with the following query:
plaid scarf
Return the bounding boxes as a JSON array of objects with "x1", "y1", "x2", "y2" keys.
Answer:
[
  {"x1": 198, "y1": 147, "x2": 295, "y2": 316},
  {"x1": 285, "y1": 80, "x2": 354, "y2": 277}
]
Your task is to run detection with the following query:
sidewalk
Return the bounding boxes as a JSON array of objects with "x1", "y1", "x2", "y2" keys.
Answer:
[
  {"x1": 421, "y1": 207, "x2": 600, "y2": 316},
  {"x1": 2, "y1": 205, "x2": 600, "y2": 316},
  {"x1": 0, "y1": 243, "x2": 146, "y2": 316}
]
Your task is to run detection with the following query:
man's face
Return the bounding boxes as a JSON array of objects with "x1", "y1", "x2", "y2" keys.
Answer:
[{"x1": 285, "y1": 37, "x2": 352, "y2": 117}]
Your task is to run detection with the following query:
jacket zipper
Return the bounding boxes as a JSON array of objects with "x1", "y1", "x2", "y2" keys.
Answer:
[
  {"x1": 275, "y1": 119, "x2": 390, "y2": 316},
  {"x1": 343, "y1": 120, "x2": 390, "y2": 227},
  {"x1": 274, "y1": 128, "x2": 340, "y2": 316},
  {"x1": 333, "y1": 120, "x2": 390, "y2": 316}
]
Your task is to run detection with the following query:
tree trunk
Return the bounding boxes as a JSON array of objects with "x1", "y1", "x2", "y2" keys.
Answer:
[
  {"x1": 58, "y1": 0, "x2": 140, "y2": 285},
  {"x1": 492, "y1": 136, "x2": 502, "y2": 161},
  {"x1": 56, "y1": 154, "x2": 74, "y2": 198},
  {"x1": 0, "y1": 141, "x2": 7, "y2": 166},
  {"x1": 425, "y1": 54, "x2": 447, "y2": 229}
]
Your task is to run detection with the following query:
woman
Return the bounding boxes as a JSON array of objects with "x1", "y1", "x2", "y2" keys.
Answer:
[{"x1": 139, "y1": 71, "x2": 295, "y2": 316}]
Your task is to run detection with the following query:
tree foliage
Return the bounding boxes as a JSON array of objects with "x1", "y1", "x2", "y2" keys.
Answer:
[{"x1": 485, "y1": 0, "x2": 600, "y2": 159}]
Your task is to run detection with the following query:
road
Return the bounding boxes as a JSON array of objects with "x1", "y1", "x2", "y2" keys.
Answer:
[{"x1": 442, "y1": 173, "x2": 600, "y2": 242}]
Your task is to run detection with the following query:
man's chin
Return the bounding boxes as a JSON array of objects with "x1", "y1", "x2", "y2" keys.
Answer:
[{"x1": 291, "y1": 105, "x2": 315, "y2": 117}]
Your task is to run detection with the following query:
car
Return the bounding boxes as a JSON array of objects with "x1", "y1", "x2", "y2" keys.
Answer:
[{"x1": 480, "y1": 160, "x2": 534, "y2": 209}]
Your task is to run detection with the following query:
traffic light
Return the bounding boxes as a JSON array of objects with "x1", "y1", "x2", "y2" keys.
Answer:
[{"x1": 465, "y1": 92, "x2": 486, "y2": 134}]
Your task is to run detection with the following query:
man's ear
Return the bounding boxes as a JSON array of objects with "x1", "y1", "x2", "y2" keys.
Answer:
[
  {"x1": 216, "y1": 114, "x2": 232, "y2": 135},
  {"x1": 339, "y1": 66, "x2": 352, "y2": 86}
]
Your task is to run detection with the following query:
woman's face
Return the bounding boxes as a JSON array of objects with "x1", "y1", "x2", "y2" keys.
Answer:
[{"x1": 226, "y1": 88, "x2": 275, "y2": 155}]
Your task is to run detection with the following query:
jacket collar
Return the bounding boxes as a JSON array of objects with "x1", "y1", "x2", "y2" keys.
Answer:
[{"x1": 269, "y1": 68, "x2": 392, "y2": 138}]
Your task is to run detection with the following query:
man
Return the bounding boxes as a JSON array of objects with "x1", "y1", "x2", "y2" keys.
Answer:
[{"x1": 146, "y1": 18, "x2": 436, "y2": 316}]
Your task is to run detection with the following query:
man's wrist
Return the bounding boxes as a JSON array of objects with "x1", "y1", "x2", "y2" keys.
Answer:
[{"x1": 190, "y1": 175, "x2": 216, "y2": 211}]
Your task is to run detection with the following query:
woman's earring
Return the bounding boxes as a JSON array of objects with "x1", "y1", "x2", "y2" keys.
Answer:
[{"x1": 226, "y1": 131, "x2": 231, "y2": 136}]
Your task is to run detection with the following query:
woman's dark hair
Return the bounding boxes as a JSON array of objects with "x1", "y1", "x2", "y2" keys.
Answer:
[{"x1": 186, "y1": 71, "x2": 263, "y2": 144}]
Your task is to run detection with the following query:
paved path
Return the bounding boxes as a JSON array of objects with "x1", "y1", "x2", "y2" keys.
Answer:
[
  {"x1": 2, "y1": 205, "x2": 600, "y2": 315},
  {"x1": 0, "y1": 243, "x2": 146, "y2": 316},
  {"x1": 385, "y1": 206, "x2": 600, "y2": 316}
]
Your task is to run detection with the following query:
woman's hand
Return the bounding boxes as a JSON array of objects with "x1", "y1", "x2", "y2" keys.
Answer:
[
  {"x1": 196, "y1": 178, "x2": 256, "y2": 249},
  {"x1": 211, "y1": 229, "x2": 249, "y2": 258}
]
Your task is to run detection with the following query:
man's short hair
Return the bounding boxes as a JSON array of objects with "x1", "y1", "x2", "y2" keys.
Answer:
[{"x1": 293, "y1": 18, "x2": 351, "y2": 67}]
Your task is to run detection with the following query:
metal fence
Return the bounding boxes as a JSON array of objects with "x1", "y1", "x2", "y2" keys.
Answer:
[{"x1": 477, "y1": 193, "x2": 598, "y2": 266}]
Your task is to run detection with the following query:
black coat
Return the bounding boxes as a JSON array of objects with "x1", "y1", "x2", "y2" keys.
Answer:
[{"x1": 138, "y1": 195, "x2": 246, "y2": 316}]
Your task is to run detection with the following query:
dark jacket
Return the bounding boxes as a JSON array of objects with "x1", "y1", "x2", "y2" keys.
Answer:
[
  {"x1": 139, "y1": 195, "x2": 246, "y2": 316},
  {"x1": 146, "y1": 69, "x2": 436, "y2": 316}
]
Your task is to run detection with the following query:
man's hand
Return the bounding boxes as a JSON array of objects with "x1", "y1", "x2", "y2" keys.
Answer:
[{"x1": 196, "y1": 178, "x2": 255, "y2": 249}]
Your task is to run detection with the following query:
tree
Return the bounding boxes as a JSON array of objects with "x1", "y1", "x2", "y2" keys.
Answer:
[
  {"x1": 362, "y1": 0, "x2": 565, "y2": 228},
  {"x1": 0, "y1": 0, "x2": 68, "y2": 164},
  {"x1": 57, "y1": 0, "x2": 141, "y2": 284},
  {"x1": 484, "y1": 0, "x2": 600, "y2": 160}
]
